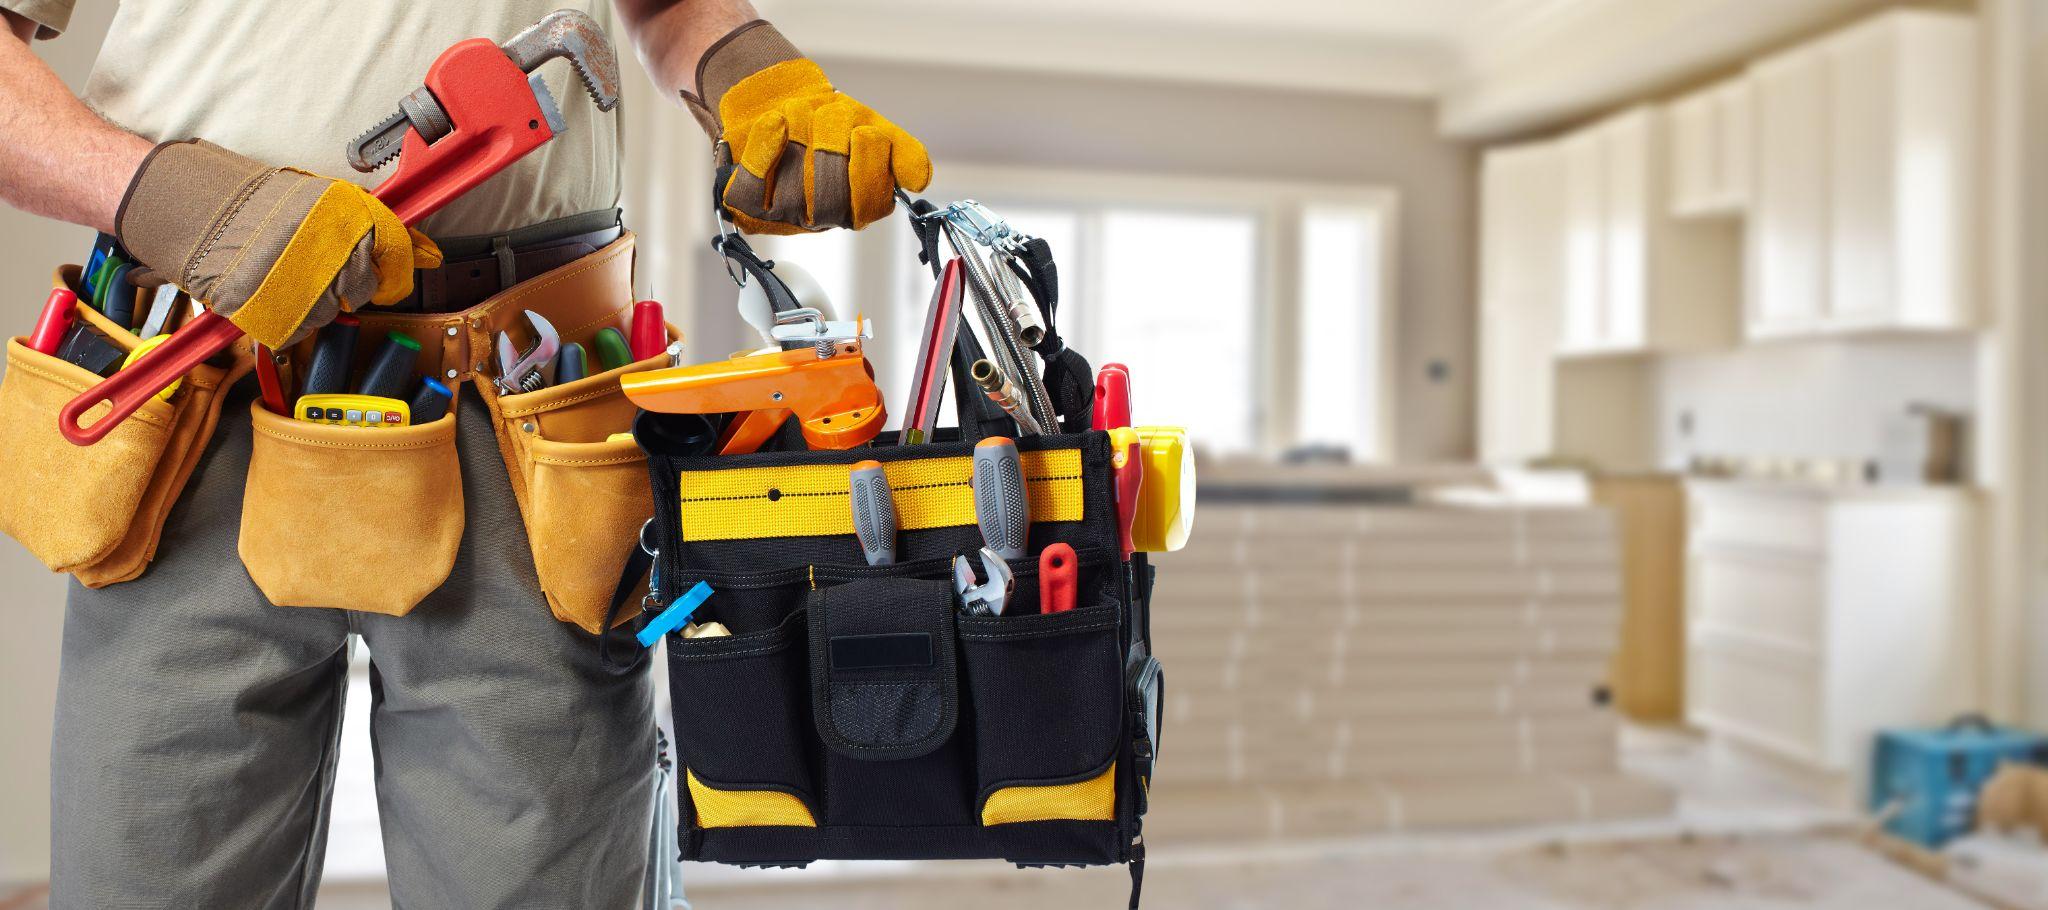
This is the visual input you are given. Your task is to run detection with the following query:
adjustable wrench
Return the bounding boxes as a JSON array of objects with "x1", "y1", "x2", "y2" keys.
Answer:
[
  {"x1": 952, "y1": 548, "x2": 1013, "y2": 617},
  {"x1": 494, "y1": 310, "x2": 562, "y2": 395},
  {"x1": 60, "y1": 10, "x2": 621, "y2": 446}
]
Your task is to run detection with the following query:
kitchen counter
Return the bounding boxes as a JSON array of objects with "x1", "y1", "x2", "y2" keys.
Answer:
[{"x1": 1681, "y1": 476, "x2": 1978, "y2": 501}]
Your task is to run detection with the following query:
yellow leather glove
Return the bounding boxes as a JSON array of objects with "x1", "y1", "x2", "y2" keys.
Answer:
[
  {"x1": 116, "y1": 139, "x2": 442, "y2": 348},
  {"x1": 682, "y1": 21, "x2": 931, "y2": 235}
]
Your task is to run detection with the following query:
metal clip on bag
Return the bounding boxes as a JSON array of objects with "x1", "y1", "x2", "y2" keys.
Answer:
[
  {"x1": 0, "y1": 265, "x2": 245, "y2": 586},
  {"x1": 644, "y1": 425, "x2": 1162, "y2": 886}
]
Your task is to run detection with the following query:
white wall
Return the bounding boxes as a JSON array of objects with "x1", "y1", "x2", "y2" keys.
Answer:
[
  {"x1": 0, "y1": 3, "x2": 114, "y2": 885},
  {"x1": 1652, "y1": 335, "x2": 1979, "y2": 469}
]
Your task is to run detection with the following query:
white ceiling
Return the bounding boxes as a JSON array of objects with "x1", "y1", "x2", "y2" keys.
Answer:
[
  {"x1": 786, "y1": 0, "x2": 1506, "y2": 41},
  {"x1": 763, "y1": 0, "x2": 1899, "y2": 139}
]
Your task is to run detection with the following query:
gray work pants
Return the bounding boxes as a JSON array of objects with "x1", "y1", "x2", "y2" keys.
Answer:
[{"x1": 48, "y1": 381, "x2": 656, "y2": 909}]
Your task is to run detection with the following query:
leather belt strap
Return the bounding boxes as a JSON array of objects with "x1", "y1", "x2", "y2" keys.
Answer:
[{"x1": 388, "y1": 208, "x2": 625, "y2": 313}]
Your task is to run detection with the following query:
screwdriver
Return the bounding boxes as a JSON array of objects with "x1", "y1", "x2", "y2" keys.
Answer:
[
  {"x1": 301, "y1": 314, "x2": 361, "y2": 396},
  {"x1": 972, "y1": 436, "x2": 1029, "y2": 560},
  {"x1": 554, "y1": 342, "x2": 588, "y2": 385},
  {"x1": 849, "y1": 460, "x2": 896, "y2": 566},
  {"x1": 592, "y1": 327, "x2": 633, "y2": 372},
  {"x1": 630, "y1": 300, "x2": 665, "y2": 360},
  {"x1": 1039, "y1": 542, "x2": 1077, "y2": 613},
  {"x1": 28, "y1": 288, "x2": 77, "y2": 356},
  {"x1": 357, "y1": 331, "x2": 422, "y2": 400},
  {"x1": 409, "y1": 376, "x2": 453, "y2": 424},
  {"x1": 101, "y1": 263, "x2": 138, "y2": 330}
]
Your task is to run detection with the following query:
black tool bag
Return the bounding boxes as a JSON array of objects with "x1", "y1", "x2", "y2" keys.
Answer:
[{"x1": 639, "y1": 422, "x2": 1163, "y2": 898}]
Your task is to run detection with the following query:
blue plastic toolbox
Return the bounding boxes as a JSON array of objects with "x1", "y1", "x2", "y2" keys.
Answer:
[{"x1": 1871, "y1": 716, "x2": 2048, "y2": 848}]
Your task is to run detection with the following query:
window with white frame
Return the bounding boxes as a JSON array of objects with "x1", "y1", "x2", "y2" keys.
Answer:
[{"x1": 751, "y1": 168, "x2": 1397, "y2": 461}]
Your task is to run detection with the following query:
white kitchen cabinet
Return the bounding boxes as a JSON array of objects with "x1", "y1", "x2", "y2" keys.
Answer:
[
  {"x1": 1746, "y1": 45, "x2": 1830, "y2": 338},
  {"x1": 1557, "y1": 107, "x2": 1739, "y2": 358},
  {"x1": 1685, "y1": 481, "x2": 1978, "y2": 804},
  {"x1": 1667, "y1": 78, "x2": 1752, "y2": 218},
  {"x1": 1559, "y1": 130, "x2": 1606, "y2": 354},
  {"x1": 1480, "y1": 135, "x2": 1685, "y2": 471},
  {"x1": 1478, "y1": 142, "x2": 1567, "y2": 463},
  {"x1": 1716, "y1": 81, "x2": 1752, "y2": 210},
  {"x1": 1824, "y1": 12, "x2": 1977, "y2": 331},
  {"x1": 1745, "y1": 9, "x2": 1977, "y2": 339}
]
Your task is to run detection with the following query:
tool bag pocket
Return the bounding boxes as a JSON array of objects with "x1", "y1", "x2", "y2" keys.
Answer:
[
  {"x1": 665, "y1": 580, "x2": 821, "y2": 833},
  {"x1": 648, "y1": 431, "x2": 1156, "y2": 869},
  {"x1": 0, "y1": 267, "x2": 237, "y2": 585},
  {"x1": 493, "y1": 351, "x2": 670, "y2": 632},
  {"x1": 960, "y1": 600, "x2": 1125, "y2": 826},
  {"x1": 238, "y1": 401, "x2": 462, "y2": 614}
]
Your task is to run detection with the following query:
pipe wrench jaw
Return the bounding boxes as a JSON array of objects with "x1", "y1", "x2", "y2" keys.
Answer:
[{"x1": 347, "y1": 9, "x2": 618, "y2": 174}]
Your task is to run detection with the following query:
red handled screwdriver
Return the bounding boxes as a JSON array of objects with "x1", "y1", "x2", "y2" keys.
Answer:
[{"x1": 1039, "y1": 542, "x2": 1077, "y2": 613}]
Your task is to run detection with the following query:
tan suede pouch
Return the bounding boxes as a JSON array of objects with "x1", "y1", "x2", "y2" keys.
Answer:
[
  {"x1": 525, "y1": 430, "x2": 657, "y2": 632},
  {"x1": 493, "y1": 352, "x2": 668, "y2": 632},
  {"x1": 237, "y1": 234, "x2": 662, "y2": 629},
  {"x1": 239, "y1": 402, "x2": 462, "y2": 614},
  {"x1": 0, "y1": 334, "x2": 174, "y2": 572},
  {"x1": 0, "y1": 266, "x2": 240, "y2": 584},
  {"x1": 460, "y1": 234, "x2": 670, "y2": 633}
]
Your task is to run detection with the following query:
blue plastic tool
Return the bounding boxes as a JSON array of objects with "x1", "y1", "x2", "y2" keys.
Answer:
[{"x1": 636, "y1": 580, "x2": 713, "y2": 647}]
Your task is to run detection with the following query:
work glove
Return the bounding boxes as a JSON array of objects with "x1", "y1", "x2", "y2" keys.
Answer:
[
  {"x1": 115, "y1": 139, "x2": 442, "y2": 348},
  {"x1": 682, "y1": 21, "x2": 932, "y2": 235}
]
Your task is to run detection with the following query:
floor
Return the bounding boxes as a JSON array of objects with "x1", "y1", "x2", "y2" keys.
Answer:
[{"x1": 292, "y1": 726, "x2": 1997, "y2": 910}]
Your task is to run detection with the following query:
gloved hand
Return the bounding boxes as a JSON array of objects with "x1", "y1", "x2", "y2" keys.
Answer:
[
  {"x1": 682, "y1": 21, "x2": 931, "y2": 235},
  {"x1": 115, "y1": 139, "x2": 442, "y2": 348}
]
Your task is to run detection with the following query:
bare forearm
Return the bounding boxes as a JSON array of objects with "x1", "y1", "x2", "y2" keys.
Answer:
[
  {"x1": 0, "y1": 13, "x2": 150, "y2": 233},
  {"x1": 614, "y1": 0, "x2": 763, "y2": 102}
]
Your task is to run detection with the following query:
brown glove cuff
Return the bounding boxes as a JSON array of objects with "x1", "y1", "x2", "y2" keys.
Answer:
[
  {"x1": 115, "y1": 139, "x2": 270, "y2": 292},
  {"x1": 679, "y1": 20, "x2": 803, "y2": 138}
]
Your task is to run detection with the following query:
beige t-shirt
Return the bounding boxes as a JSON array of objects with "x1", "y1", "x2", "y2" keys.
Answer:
[{"x1": 11, "y1": 0, "x2": 622, "y2": 239}]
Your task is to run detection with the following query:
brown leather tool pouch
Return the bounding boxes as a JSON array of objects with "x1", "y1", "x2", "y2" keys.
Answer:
[
  {"x1": 0, "y1": 266, "x2": 241, "y2": 586},
  {"x1": 238, "y1": 402, "x2": 462, "y2": 614},
  {"x1": 467, "y1": 233, "x2": 673, "y2": 633},
  {"x1": 242, "y1": 233, "x2": 664, "y2": 624}
]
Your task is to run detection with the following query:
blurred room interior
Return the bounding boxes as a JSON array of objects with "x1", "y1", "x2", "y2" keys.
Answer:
[{"x1": 7, "y1": 0, "x2": 2048, "y2": 907}]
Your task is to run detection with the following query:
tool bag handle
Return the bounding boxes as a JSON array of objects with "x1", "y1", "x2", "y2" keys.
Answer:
[{"x1": 902, "y1": 195, "x2": 1094, "y2": 436}]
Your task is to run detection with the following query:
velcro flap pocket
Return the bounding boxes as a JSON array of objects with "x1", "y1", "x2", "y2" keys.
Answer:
[{"x1": 808, "y1": 576, "x2": 959, "y2": 762}]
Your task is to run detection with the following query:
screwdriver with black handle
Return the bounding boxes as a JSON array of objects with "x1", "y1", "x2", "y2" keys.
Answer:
[{"x1": 972, "y1": 437, "x2": 1029, "y2": 560}]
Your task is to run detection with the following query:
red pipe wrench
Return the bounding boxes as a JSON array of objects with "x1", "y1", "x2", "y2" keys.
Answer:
[{"x1": 60, "y1": 10, "x2": 620, "y2": 445}]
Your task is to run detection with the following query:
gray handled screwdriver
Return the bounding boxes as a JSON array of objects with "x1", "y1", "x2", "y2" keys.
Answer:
[
  {"x1": 850, "y1": 460, "x2": 897, "y2": 566},
  {"x1": 972, "y1": 437, "x2": 1029, "y2": 560}
]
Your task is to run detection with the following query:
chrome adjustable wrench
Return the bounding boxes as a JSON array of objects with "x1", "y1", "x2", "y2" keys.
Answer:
[
  {"x1": 953, "y1": 548, "x2": 1014, "y2": 617},
  {"x1": 494, "y1": 310, "x2": 562, "y2": 395},
  {"x1": 61, "y1": 10, "x2": 621, "y2": 446}
]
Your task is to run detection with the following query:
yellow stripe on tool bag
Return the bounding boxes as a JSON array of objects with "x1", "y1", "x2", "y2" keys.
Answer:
[
  {"x1": 678, "y1": 449, "x2": 1085, "y2": 542},
  {"x1": 980, "y1": 763, "x2": 1117, "y2": 825},
  {"x1": 686, "y1": 770, "x2": 818, "y2": 827}
]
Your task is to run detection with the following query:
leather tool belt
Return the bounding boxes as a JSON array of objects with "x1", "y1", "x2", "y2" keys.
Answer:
[{"x1": 0, "y1": 225, "x2": 666, "y2": 631}]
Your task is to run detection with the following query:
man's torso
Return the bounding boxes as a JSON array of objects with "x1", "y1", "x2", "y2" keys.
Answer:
[{"x1": 83, "y1": 0, "x2": 623, "y2": 239}]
